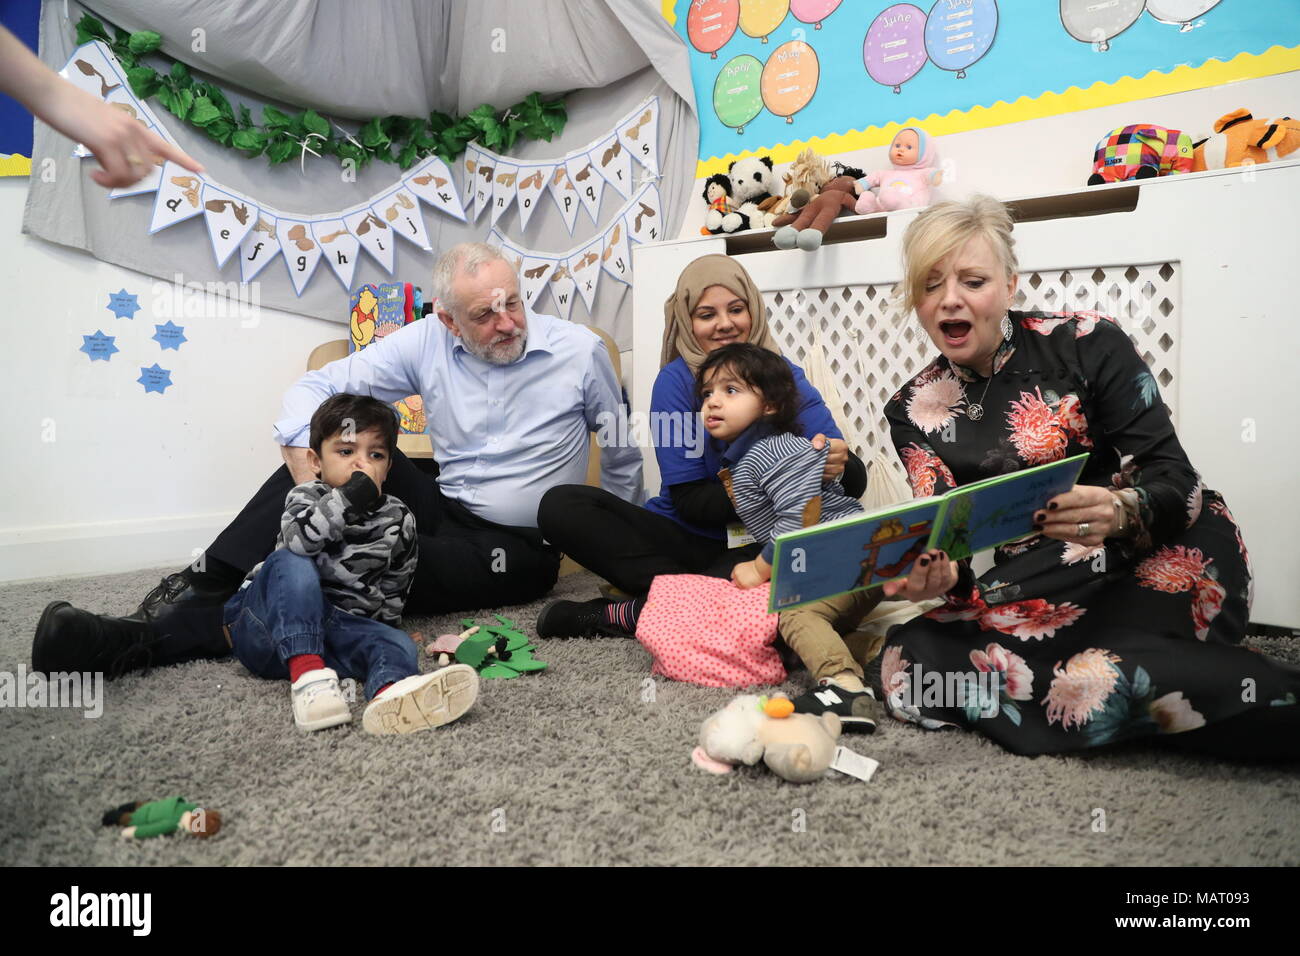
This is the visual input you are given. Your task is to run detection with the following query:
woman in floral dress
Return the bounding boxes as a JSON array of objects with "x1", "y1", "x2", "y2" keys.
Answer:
[{"x1": 875, "y1": 196, "x2": 1299, "y2": 758}]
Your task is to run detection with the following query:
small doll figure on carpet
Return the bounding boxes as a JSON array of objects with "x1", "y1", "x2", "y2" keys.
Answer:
[
  {"x1": 854, "y1": 127, "x2": 942, "y2": 214},
  {"x1": 103, "y1": 797, "x2": 221, "y2": 840}
]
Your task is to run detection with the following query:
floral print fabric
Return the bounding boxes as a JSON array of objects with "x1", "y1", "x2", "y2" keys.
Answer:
[{"x1": 880, "y1": 311, "x2": 1298, "y2": 754}]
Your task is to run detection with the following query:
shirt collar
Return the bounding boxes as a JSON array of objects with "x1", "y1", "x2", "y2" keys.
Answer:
[
  {"x1": 948, "y1": 313, "x2": 1018, "y2": 383},
  {"x1": 720, "y1": 420, "x2": 779, "y2": 467}
]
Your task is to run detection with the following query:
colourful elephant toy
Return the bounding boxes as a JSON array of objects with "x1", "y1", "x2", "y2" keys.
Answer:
[{"x1": 1088, "y1": 124, "x2": 1195, "y2": 185}]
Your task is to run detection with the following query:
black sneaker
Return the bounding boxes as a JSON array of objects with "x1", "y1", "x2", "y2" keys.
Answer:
[
  {"x1": 534, "y1": 598, "x2": 629, "y2": 638},
  {"x1": 32, "y1": 572, "x2": 233, "y2": 678},
  {"x1": 791, "y1": 681, "x2": 880, "y2": 733}
]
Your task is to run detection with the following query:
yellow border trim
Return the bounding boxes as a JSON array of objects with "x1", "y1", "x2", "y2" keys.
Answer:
[
  {"x1": 0, "y1": 154, "x2": 33, "y2": 177},
  {"x1": 696, "y1": 44, "x2": 1300, "y2": 177}
]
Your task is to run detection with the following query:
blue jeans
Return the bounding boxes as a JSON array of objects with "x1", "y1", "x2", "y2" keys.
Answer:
[{"x1": 223, "y1": 550, "x2": 418, "y2": 700}]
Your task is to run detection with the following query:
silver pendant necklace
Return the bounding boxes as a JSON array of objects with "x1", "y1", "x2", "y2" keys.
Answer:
[{"x1": 964, "y1": 314, "x2": 1014, "y2": 423}]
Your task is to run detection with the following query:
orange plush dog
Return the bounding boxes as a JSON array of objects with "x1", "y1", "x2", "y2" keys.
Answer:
[{"x1": 1193, "y1": 108, "x2": 1300, "y2": 171}]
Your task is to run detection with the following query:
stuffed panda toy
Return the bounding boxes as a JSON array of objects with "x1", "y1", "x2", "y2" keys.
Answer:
[{"x1": 722, "y1": 155, "x2": 780, "y2": 233}]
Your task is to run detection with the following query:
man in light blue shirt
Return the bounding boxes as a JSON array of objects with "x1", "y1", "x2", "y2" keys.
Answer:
[{"x1": 32, "y1": 243, "x2": 644, "y2": 678}]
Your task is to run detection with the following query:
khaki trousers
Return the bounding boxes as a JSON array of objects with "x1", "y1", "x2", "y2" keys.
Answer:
[{"x1": 778, "y1": 589, "x2": 887, "y2": 682}]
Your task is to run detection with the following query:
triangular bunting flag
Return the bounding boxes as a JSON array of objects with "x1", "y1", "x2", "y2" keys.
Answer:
[
  {"x1": 200, "y1": 183, "x2": 256, "y2": 268},
  {"x1": 343, "y1": 205, "x2": 396, "y2": 275},
  {"x1": 277, "y1": 216, "x2": 323, "y2": 296},
  {"x1": 566, "y1": 154, "x2": 604, "y2": 226},
  {"x1": 490, "y1": 161, "x2": 519, "y2": 228},
  {"x1": 58, "y1": 43, "x2": 123, "y2": 102},
  {"x1": 600, "y1": 216, "x2": 633, "y2": 286},
  {"x1": 463, "y1": 147, "x2": 483, "y2": 219},
  {"x1": 546, "y1": 261, "x2": 577, "y2": 321},
  {"x1": 616, "y1": 98, "x2": 659, "y2": 177},
  {"x1": 239, "y1": 210, "x2": 282, "y2": 282},
  {"x1": 567, "y1": 237, "x2": 604, "y2": 314},
  {"x1": 312, "y1": 218, "x2": 360, "y2": 291},
  {"x1": 371, "y1": 187, "x2": 432, "y2": 251},
  {"x1": 519, "y1": 254, "x2": 555, "y2": 311},
  {"x1": 405, "y1": 156, "x2": 466, "y2": 222},
  {"x1": 514, "y1": 164, "x2": 551, "y2": 231},
  {"x1": 470, "y1": 149, "x2": 495, "y2": 221},
  {"x1": 148, "y1": 162, "x2": 206, "y2": 233},
  {"x1": 626, "y1": 184, "x2": 663, "y2": 244},
  {"x1": 105, "y1": 88, "x2": 165, "y2": 197},
  {"x1": 591, "y1": 135, "x2": 633, "y2": 200},
  {"x1": 547, "y1": 164, "x2": 581, "y2": 235}
]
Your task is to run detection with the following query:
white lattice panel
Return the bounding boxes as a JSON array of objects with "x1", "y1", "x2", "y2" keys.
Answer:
[{"x1": 763, "y1": 262, "x2": 1181, "y2": 484}]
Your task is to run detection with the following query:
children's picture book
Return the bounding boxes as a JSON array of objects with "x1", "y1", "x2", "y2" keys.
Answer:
[
  {"x1": 768, "y1": 453, "x2": 1089, "y2": 612},
  {"x1": 347, "y1": 282, "x2": 429, "y2": 436}
]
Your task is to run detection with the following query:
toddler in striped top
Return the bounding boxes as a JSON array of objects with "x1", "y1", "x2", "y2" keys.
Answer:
[{"x1": 696, "y1": 344, "x2": 887, "y2": 730}]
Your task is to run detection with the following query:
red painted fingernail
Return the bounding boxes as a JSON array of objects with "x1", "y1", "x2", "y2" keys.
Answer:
[
  {"x1": 919, "y1": 557, "x2": 930, "y2": 566},
  {"x1": 1049, "y1": 502, "x2": 1059, "y2": 510}
]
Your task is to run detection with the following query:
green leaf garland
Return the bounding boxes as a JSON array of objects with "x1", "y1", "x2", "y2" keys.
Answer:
[{"x1": 76, "y1": 14, "x2": 567, "y2": 170}]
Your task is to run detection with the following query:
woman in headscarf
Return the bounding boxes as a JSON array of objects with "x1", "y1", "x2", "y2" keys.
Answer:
[{"x1": 535, "y1": 254, "x2": 866, "y2": 635}]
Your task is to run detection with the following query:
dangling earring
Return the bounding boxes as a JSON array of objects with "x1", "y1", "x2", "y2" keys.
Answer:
[{"x1": 1000, "y1": 313, "x2": 1013, "y2": 341}]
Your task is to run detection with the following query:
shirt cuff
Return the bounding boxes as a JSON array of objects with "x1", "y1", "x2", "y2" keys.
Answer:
[
  {"x1": 272, "y1": 419, "x2": 310, "y2": 447},
  {"x1": 760, "y1": 541, "x2": 775, "y2": 564}
]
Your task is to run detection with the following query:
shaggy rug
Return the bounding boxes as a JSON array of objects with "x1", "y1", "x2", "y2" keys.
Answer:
[{"x1": 1, "y1": 566, "x2": 1297, "y2": 866}]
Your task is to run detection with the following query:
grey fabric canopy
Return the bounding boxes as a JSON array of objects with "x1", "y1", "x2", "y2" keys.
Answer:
[{"x1": 23, "y1": 0, "x2": 699, "y2": 349}]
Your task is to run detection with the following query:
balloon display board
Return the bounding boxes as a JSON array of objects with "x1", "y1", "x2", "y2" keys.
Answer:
[{"x1": 671, "y1": 0, "x2": 1299, "y2": 171}]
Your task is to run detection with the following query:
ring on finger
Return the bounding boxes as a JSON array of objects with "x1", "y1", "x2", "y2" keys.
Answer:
[
  {"x1": 1077, "y1": 521, "x2": 1090, "y2": 537},
  {"x1": 126, "y1": 153, "x2": 144, "y2": 166}
]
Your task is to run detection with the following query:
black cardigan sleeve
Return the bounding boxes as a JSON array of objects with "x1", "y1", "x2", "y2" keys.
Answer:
[{"x1": 841, "y1": 449, "x2": 867, "y2": 499}]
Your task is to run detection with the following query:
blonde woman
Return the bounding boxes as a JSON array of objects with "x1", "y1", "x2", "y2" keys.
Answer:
[{"x1": 877, "y1": 195, "x2": 1298, "y2": 759}]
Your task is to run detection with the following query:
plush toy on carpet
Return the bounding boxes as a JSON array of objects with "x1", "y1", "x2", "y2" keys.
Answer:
[
  {"x1": 692, "y1": 694, "x2": 842, "y2": 784},
  {"x1": 424, "y1": 616, "x2": 547, "y2": 679},
  {"x1": 103, "y1": 797, "x2": 221, "y2": 840}
]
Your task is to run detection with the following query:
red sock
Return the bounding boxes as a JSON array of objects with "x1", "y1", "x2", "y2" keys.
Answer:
[
  {"x1": 288, "y1": 654, "x2": 326, "y2": 684},
  {"x1": 373, "y1": 682, "x2": 393, "y2": 699}
]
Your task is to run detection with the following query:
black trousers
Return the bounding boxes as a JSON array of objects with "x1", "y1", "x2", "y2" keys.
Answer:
[
  {"x1": 536, "y1": 484, "x2": 760, "y2": 597},
  {"x1": 204, "y1": 450, "x2": 560, "y2": 615}
]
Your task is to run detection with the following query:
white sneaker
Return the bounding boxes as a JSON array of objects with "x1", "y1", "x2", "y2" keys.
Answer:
[
  {"x1": 362, "y1": 664, "x2": 479, "y2": 736},
  {"x1": 290, "y1": 667, "x2": 352, "y2": 732}
]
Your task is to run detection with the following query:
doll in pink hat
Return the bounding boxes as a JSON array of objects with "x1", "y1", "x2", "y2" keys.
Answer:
[{"x1": 854, "y1": 127, "x2": 942, "y2": 214}]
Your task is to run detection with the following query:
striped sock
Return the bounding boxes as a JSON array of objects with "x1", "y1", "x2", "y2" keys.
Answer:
[{"x1": 603, "y1": 598, "x2": 645, "y2": 634}]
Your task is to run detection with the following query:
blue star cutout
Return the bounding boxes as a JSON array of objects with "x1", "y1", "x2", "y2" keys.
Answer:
[
  {"x1": 107, "y1": 289, "x2": 140, "y2": 319},
  {"x1": 79, "y1": 330, "x2": 118, "y2": 362},
  {"x1": 138, "y1": 364, "x2": 173, "y2": 395},
  {"x1": 153, "y1": 320, "x2": 187, "y2": 351}
]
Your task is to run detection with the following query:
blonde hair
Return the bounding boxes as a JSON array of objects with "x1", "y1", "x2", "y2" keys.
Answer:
[{"x1": 898, "y1": 195, "x2": 1018, "y2": 316}]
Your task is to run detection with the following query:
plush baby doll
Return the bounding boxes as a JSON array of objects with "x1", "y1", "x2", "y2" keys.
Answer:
[
  {"x1": 854, "y1": 127, "x2": 942, "y2": 214},
  {"x1": 771, "y1": 167, "x2": 864, "y2": 251},
  {"x1": 103, "y1": 797, "x2": 222, "y2": 840},
  {"x1": 692, "y1": 694, "x2": 842, "y2": 784}
]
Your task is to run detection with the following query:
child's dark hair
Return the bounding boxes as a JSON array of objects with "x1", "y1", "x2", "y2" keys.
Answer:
[
  {"x1": 702, "y1": 172, "x2": 731, "y2": 202},
  {"x1": 309, "y1": 394, "x2": 400, "y2": 457},
  {"x1": 696, "y1": 343, "x2": 801, "y2": 436}
]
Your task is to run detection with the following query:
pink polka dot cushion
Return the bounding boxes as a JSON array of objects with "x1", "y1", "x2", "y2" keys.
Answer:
[{"x1": 636, "y1": 575, "x2": 786, "y2": 688}]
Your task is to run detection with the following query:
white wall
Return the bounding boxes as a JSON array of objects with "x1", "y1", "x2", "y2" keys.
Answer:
[
  {"x1": 0, "y1": 175, "x2": 636, "y2": 584},
  {"x1": 679, "y1": 72, "x2": 1300, "y2": 236},
  {"x1": 0, "y1": 178, "x2": 346, "y2": 582}
]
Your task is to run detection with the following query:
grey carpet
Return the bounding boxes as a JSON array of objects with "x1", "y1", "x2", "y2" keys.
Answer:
[{"x1": 1, "y1": 566, "x2": 1297, "y2": 866}]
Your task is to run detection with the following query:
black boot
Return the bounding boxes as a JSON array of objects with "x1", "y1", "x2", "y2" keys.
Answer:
[
  {"x1": 534, "y1": 598, "x2": 631, "y2": 638},
  {"x1": 32, "y1": 571, "x2": 233, "y2": 678}
]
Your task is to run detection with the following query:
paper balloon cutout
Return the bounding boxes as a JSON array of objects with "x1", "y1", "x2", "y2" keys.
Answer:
[
  {"x1": 761, "y1": 41, "x2": 819, "y2": 124},
  {"x1": 924, "y1": 0, "x2": 998, "y2": 79},
  {"x1": 1146, "y1": 0, "x2": 1221, "y2": 31},
  {"x1": 790, "y1": 0, "x2": 841, "y2": 28},
  {"x1": 688, "y1": 0, "x2": 740, "y2": 58},
  {"x1": 865, "y1": 4, "x2": 928, "y2": 93},
  {"x1": 739, "y1": 0, "x2": 790, "y2": 43},
  {"x1": 1059, "y1": 0, "x2": 1145, "y2": 51},
  {"x1": 714, "y1": 54, "x2": 765, "y2": 134}
]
